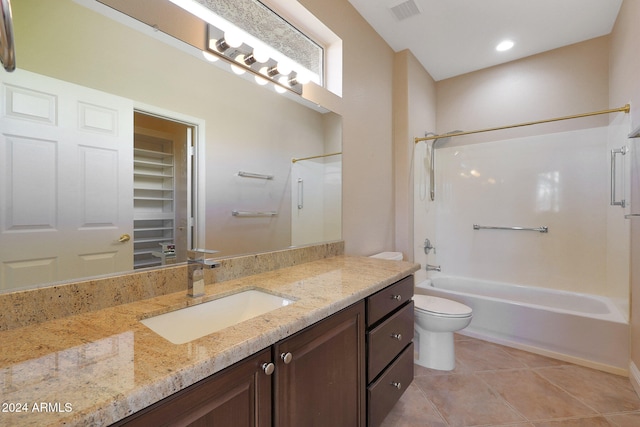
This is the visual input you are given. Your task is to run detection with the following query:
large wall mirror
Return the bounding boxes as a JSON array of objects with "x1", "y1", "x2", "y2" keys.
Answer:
[{"x1": 0, "y1": 0, "x2": 342, "y2": 293}]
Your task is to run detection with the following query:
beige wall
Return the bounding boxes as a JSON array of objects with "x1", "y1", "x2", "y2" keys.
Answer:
[
  {"x1": 609, "y1": 0, "x2": 640, "y2": 377},
  {"x1": 393, "y1": 50, "x2": 437, "y2": 262},
  {"x1": 436, "y1": 36, "x2": 611, "y2": 146},
  {"x1": 301, "y1": 0, "x2": 396, "y2": 256}
]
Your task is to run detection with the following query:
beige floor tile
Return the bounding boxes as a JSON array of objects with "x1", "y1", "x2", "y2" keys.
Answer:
[
  {"x1": 455, "y1": 339, "x2": 528, "y2": 371},
  {"x1": 534, "y1": 365, "x2": 640, "y2": 413},
  {"x1": 477, "y1": 369, "x2": 597, "y2": 420},
  {"x1": 413, "y1": 357, "x2": 473, "y2": 377},
  {"x1": 380, "y1": 382, "x2": 447, "y2": 427},
  {"x1": 499, "y1": 346, "x2": 569, "y2": 369},
  {"x1": 532, "y1": 416, "x2": 616, "y2": 426},
  {"x1": 414, "y1": 373, "x2": 526, "y2": 426},
  {"x1": 605, "y1": 411, "x2": 640, "y2": 426}
]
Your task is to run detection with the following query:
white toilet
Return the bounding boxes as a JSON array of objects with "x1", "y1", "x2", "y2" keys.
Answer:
[
  {"x1": 413, "y1": 295, "x2": 472, "y2": 370},
  {"x1": 368, "y1": 252, "x2": 472, "y2": 371}
]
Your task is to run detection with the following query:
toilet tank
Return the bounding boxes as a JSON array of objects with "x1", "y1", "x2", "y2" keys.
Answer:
[{"x1": 369, "y1": 252, "x2": 403, "y2": 261}]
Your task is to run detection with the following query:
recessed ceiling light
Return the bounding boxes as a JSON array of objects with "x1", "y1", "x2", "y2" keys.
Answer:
[{"x1": 496, "y1": 40, "x2": 514, "y2": 52}]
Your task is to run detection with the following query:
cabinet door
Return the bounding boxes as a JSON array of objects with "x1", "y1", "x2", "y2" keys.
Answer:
[
  {"x1": 274, "y1": 301, "x2": 366, "y2": 427},
  {"x1": 112, "y1": 349, "x2": 272, "y2": 427}
]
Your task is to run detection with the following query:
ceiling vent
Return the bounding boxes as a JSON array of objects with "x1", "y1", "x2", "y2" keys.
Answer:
[{"x1": 389, "y1": 0, "x2": 421, "y2": 21}]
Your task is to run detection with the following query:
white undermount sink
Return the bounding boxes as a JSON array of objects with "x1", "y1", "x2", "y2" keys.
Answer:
[{"x1": 141, "y1": 289, "x2": 294, "y2": 344}]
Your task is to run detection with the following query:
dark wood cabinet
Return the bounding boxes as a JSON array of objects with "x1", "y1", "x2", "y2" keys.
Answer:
[
  {"x1": 274, "y1": 301, "x2": 366, "y2": 427},
  {"x1": 112, "y1": 348, "x2": 273, "y2": 427},
  {"x1": 366, "y1": 276, "x2": 415, "y2": 427}
]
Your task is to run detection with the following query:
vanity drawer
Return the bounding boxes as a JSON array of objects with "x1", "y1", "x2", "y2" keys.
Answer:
[
  {"x1": 367, "y1": 342, "x2": 414, "y2": 427},
  {"x1": 367, "y1": 276, "x2": 414, "y2": 326},
  {"x1": 367, "y1": 301, "x2": 414, "y2": 381}
]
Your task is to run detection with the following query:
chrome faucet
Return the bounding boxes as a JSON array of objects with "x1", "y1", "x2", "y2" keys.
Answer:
[
  {"x1": 187, "y1": 249, "x2": 220, "y2": 297},
  {"x1": 426, "y1": 264, "x2": 441, "y2": 272}
]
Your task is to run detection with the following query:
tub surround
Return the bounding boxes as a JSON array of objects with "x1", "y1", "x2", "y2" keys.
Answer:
[
  {"x1": 0, "y1": 241, "x2": 344, "y2": 331},
  {"x1": 0, "y1": 250, "x2": 418, "y2": 426}
]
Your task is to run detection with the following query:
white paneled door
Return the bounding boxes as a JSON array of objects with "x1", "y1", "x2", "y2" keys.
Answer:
[{"x1": 0, "y1": 69, "x2": 134, "y2": 290}]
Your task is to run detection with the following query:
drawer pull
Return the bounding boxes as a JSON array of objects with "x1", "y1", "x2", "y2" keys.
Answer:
[
  {"x1": 391, "y1": 382, "x2": 402, "y2": 390},
  {"x1": 281, "y1": 352, "x2": 293, "y2": 364},
  {"x1": 262, "y1": 362, "x2": 275, "y2": 375},
  {"x1": 391, "y1": 294, "x2": 402, "y2": 301},
  {"x1": 390, "y1": 333, "x2": 402, "y2": 341}
]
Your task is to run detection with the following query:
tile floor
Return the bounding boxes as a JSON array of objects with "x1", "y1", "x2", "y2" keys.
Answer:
[{"x1": 381, "y1": 335, "x2": 640, "y2": 427}]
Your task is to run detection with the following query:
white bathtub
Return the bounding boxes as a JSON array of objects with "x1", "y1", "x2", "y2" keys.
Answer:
[{"x1": 416, "y1": 276, "x2": 630, "y2": 374}]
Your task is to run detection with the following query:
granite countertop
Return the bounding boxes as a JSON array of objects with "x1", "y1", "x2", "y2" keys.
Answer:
[{"x1": 0, "y1": 255, "x2": 419, "y2": 427}]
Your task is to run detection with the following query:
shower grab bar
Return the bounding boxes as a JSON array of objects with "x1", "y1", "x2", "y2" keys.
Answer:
[
  {"x1": 610, "y1": 146, "x2": 627, "y2": 208},
  {"x1": 473, "y1": 224, "x2": 549, "y2": 233},
  {"x1": 232, "y1": 210, "x2": 277, "y2": 217},
  {"x1": 237, "y1": 171, "x2": 274, "y2": 180}
]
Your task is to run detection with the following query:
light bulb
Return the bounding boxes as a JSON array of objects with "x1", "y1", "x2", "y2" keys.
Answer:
[
  {"x1": 275, "y1": 60, "x2": 293, "y2": 76},
  {"x1": 202, "y1": 50, "x2": 218, "y2": 62},
  {"x1": 254, "y1": 75, "x2": 269, "y2": 85},
  {"x1": 231, "y1": 61, "x2": 246, "y2": 75},
  {"x1": 278, "y1": 75, "x2": 291, "y2": 87},
  {"x1": 252, "y1": 47, "x2": 270, "y2": 64},
  {"x1": 224, "y1": 30, "x2": 243, "y2": 48},
  {"x1": 293, "y1": 71, "x2": 311, "y2": 85}
]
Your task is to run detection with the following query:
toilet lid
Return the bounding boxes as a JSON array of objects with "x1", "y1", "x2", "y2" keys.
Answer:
[{"x1": 414, "y1": 295, "x2": 472, "y2": 317}]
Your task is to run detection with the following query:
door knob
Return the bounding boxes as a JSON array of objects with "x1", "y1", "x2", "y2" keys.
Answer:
[
  {"x1": 280, "y1": 352, "x2": 293, "y2": 364},
  {"x1": 118, "y1": 234, "x2": 131, "y2": 242}
]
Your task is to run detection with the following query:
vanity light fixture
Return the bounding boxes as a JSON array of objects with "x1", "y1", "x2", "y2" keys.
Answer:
[
  {"x1": 167, "y1": 0, "x2": 313, "y2": 96},
  {"x1": 496, "y1": 39, "x2": 514, "y2": 52}
]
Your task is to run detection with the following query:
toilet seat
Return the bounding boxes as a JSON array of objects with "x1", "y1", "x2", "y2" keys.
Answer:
[{"x1": 414, "y1": 295, "x2": 472, "y2": 318}]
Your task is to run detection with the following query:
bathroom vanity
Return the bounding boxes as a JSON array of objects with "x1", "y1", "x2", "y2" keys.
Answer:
[
  {"x1": 113, "y1": 276, "x2": 415, "y2": 426},
  {"x1": 0, "y1": 255, "x2": 419, "y2": 426}
]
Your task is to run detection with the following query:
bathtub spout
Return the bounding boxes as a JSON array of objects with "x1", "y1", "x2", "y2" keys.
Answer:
[{"x1": 426, "y1": 264, "x2": 441, "y2": 272}]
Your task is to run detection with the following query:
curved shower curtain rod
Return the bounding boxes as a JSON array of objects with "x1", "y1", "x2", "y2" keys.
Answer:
[{"x1": 414, "y1": 104, "x2": 631, "y2": 144}]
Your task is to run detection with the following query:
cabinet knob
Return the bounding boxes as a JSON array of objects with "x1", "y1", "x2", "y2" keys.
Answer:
[
  {"x1": 280, "y1": 352, "x2": 293, "y2": 364},
  {"x1": 390, "y1": 333, "x2": 402, "y2": 341},
  {"x1": 391, "y1": 382, "x2": 402, "y2": 390},
  {"x1": 262, "y1": 362, "x2": 275, "y2": 375},
  {"x1": 391, "y1": 294, "x2": 402, "y2": 301}
]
